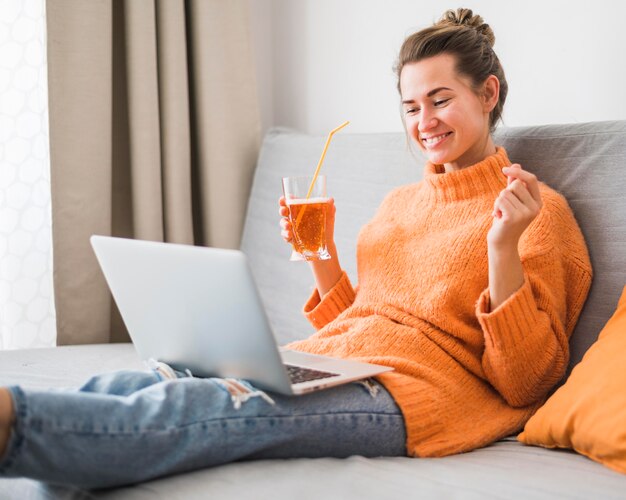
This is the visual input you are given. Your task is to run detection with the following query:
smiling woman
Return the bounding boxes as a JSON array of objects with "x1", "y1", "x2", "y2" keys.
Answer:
[
  {"x1": 0, "y1": 7, "x2": 592, "y2": 489},
  {"x1": 391, "y1": 9, "x2": 551, "y2": 310},
  {"x1": 400, "y1": 55, "x2": 499, "y2": 171},
  {"x1": 395, "y1": 9, "x2": 507, "y2": 172}
]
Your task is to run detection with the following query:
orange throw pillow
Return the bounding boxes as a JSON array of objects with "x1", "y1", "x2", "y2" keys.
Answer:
[{"x1": 518, "y1": 285, "x2": 626, "y2": 474}]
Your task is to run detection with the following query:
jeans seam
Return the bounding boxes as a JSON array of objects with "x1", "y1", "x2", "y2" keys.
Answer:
[{"x1": 30, "y1": 412, "x2": 405, "y2": 437}]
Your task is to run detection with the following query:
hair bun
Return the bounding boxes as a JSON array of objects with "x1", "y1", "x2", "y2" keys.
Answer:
[{"x1": 437, "y1": 8, "x2": 495, "y2": 47}]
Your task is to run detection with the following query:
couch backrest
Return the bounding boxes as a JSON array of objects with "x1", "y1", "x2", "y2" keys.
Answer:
[{"x1": 241, "y1": 121, "x2": 626, "y2": 374}]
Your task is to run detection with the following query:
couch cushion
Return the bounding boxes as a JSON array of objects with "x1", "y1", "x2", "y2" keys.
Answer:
[
  {"x1": 496, "y1": 120, "x2": 626, "y2": 373},
  {"x1": 241, "y1": 121, "x2": 626, "y2": 374},
  {"x1": 241, "y1": 129, "x2": 422, "y2": 346}
]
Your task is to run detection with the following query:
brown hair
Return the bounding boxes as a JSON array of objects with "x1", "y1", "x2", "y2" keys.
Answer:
[{"x1": 395, "y1": 8, "x2": 508, "y2": 133}]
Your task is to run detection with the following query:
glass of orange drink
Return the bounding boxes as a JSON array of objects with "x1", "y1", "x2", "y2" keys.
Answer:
[{"x1": 281, "y1": 175, "x2": 331, "y2": 261}]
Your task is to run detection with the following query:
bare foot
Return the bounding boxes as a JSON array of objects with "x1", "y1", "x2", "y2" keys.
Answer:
[{"x1": 0, "y1": 388, "x2": 15, "y2": 459}]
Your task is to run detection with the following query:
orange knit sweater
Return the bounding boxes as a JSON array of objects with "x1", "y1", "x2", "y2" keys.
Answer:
[{"x1": 287, "y1": 147, "x2": 592, "y2": 457}]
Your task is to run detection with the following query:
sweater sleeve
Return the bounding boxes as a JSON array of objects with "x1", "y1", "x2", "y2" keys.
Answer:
[
  {"x1": 302, "y1": 270, "x2": 356, "y2": 330},
  {"x1": 475, "y1": 193, "x2": 592, "y2": 408}
]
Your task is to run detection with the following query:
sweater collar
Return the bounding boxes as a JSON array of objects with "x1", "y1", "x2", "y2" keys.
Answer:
[{"x1": 423, "y1": 146, "x2": 511, "y2": 202}]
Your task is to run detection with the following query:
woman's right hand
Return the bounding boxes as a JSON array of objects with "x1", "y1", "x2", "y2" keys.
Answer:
[
  {"x1": 278, "y1": 196, "x2": 341, "y2": 297},
  {"x1": 278, "y1": 196, "x2": 295, "y2": 245}
]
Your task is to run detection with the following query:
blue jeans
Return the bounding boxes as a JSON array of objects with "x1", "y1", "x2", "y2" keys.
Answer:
[{"x1": 0, "y1": 367, "x2": 407, "y2": 489}]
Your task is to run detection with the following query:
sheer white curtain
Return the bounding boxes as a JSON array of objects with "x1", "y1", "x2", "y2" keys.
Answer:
[{"x1": 0, "y1": 0, "x2": 55, "y2": 349}]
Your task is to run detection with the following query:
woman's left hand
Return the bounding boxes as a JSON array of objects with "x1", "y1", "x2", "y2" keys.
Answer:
[{"x1": 488, "y1": 164, "x2": 543, "y2": 249}]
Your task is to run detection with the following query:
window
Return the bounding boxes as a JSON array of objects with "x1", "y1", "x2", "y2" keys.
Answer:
[{"x1": 0, "y1": 0, "x2": 55, "y2": 349}]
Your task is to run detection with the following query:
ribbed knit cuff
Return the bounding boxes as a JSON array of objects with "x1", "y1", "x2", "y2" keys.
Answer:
[
  {"x1": 475, "y1": 277, "x2": 542, "y2": 354},
  {"x1": 303, "y1": 271, "x2": 356, "y2": 330}
]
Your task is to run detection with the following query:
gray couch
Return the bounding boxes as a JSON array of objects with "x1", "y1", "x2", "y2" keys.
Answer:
[{"x1": 1, "y1": 121, "x2": 625, "y2": 499}]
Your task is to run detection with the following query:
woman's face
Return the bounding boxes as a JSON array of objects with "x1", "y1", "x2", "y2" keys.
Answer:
[{"x1": 400, "y1": 53, "x2": 497, "y2": 171}]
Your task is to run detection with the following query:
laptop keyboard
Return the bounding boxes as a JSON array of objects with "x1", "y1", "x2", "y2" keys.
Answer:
[{"x1": 284, "y1": 364, "x2": 339, "y2": 384}]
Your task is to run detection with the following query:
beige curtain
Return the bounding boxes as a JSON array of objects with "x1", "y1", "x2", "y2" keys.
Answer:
[{"x1": 46, "y1": 0, "x2": 261, "y2": 345}]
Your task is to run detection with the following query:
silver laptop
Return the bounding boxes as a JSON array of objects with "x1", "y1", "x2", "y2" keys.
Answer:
[{"x1": 90, "y1": 235, "x2": 392, "y2": 395}]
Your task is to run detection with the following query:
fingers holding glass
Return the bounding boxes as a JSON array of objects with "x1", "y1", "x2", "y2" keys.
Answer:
[{"x1": 281, "y1": 176, "x2": 332, "y2": 261}]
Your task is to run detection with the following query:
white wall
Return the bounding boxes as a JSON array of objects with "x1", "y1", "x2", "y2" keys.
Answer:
[{"x1": 249, "y1": 0, "x2": 626, "y2": 135}]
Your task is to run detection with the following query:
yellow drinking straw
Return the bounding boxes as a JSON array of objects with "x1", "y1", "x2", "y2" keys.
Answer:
[{"x1": 295, "y1": 120, "x2": 350, "y2": 227}]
